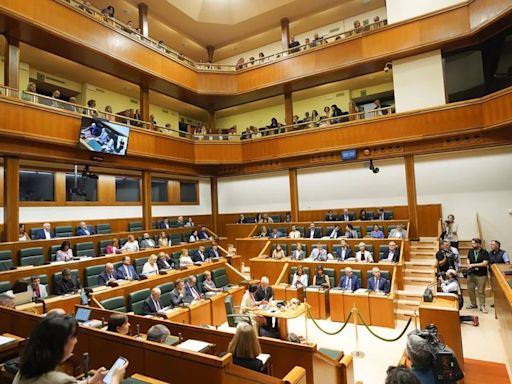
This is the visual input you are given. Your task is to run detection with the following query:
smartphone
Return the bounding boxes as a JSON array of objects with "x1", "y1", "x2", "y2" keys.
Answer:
[{"x1": 103, "y1": 356, "x2": 127, "y2": 384}]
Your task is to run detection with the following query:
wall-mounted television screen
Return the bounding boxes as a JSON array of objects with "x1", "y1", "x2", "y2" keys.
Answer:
[
  {"x1": 79, "y1": 117, "x2": 130, "y2": 156},
  {"x1": 341, "y1": 149, "x2": 357, "y2": 161}
]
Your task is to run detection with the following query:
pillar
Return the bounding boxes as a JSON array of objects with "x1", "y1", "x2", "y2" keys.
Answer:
[
  {"x1": 284, "y1": 86, "x2": 293, "y2": 126},
  {"x1": 138, "y1": 3, "x2": 149, "y2": 37},
  {"x1": 404, "y1": 155, "x2": 419, "y2": 239},
  {"x1": 142, "y1": 171, "x2": 152, "y2": 231},
  {"x1": 280, "y1": 18, "x2": 290, "y2": 52},
  {"x1": 3, "y1": 36, "x2": 20, "y2": 89},
  {"x1": 139, "y1": 84, "x2": 150, "y2": 123},
  {"x1": 4, "y1": 157, "x2": 20, "y2": 242},
  {"x1": 288, "y1": 169, "x2": 299, "y2": 222},
  {"x1": 210, "y1": 177, "x2": 219, "y2": 234}
]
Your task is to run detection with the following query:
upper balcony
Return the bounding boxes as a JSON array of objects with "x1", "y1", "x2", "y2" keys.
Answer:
[{"x1": 0, "y1": 0, "x2": 511, "y2": 110}]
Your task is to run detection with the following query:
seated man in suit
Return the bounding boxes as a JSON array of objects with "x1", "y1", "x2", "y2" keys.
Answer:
[
  {"x1": 325, "y1": 210, "x2": 337, "y2": 221},
  {"x1": 192, "y1": 245, "x2": 209, "y2": 263},
  {"x1": 55, "y1": 268, "x2": 81, "y2": 295},
  {"x1": 77, "y1": 221, "x2": 95, "y2": 236},
  {"x1": 98, "y1": 262, "x2": 119, "y2": 285},
  {"x1": 156, "y1": 252, "x2": 173, "y2": 271},
  {"x1": 367, "y1": 267, "x2": 390, "y2": 293},
  {"x1": 197, "y1": 226, "x2": 210, "y2": 240},
  {"x1": 35, "y1": 222, "x2": 55, "y2": 240},
  {"x1": 340, "y1": 209, "x2": 352, "y2": 222},
  {"x1": 290, "y1": 243, "x2": 305, "y2": 260},
  {"x1": 147, "y1": 324, "x2": 171, "y2": 343},
  {"x1": 377, "y1": 208, "x2": 387, "y2": 220},
  {"x1": 27, "y1": 276, "x2": 49, "y2": 300},
  {"x1": 309, "y1": 244, "x2": 328, "y2": 261},
  {"x1": 269, "y1": 228, "x2": 282, "y2": 239},
  {"x1": 176, "y1": 216, "x2": 185, "y2": 227},
  {"x1": 327, "y1": 224, "x2": 342, "y2": 239},
  {"x1": 170, "y1": 279, "x2": 186, "y2": 307},
  {"x1": 208, "y1": 242, "x2": 222, "y2": 259},
  {"x1": 336, "y1": 238, "x2": 353, "y2": 261},
  {"x1": 389, "y1": 224, "x2": 407, "y2": 239},
  {"x1": 381, "y1": 241, "x2": 400, "y2": 263},
  {"x1": 184, "y1": 276, "x2": 202, "y2": 302},
  {"x1": 254, "y1": 276, "x2": 273, "y2": 302},
  {"x1": 305, "y1": 223, "x2": 322, "y2": 239},
  {"x1": 158, "y1": 217, "x2": 171, "y2": 229},
  {"x1": 344, "y1": 224, "x2": 359, "y2": 239},
  {"x1": 140, "y1": 232, "x2": 157, "y2": 249},
  {"x1": 116, "y1": 255, "x2": 140, "y2": 281},
  {"x1": 143, "y1": 287, "x2": 164, "y2": 315},
  {"x1": 337, "y1": 267, "x2": 361, "y2": 291}
]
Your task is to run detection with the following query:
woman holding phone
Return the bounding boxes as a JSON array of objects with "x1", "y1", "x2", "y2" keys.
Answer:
[{"x1": 13, "y1": 314, "x2": 127, "y2": 384}]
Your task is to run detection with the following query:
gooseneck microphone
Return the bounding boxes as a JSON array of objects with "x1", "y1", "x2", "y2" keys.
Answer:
[{"x1": 83, "y1": 352, "x2": 89, "y2": 379}]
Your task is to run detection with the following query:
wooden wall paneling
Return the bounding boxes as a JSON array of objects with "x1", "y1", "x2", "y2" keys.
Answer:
[
  {"x1": 491, "y1": 264, "x2": 512, "y2": 369},
  {"x1": 168, "y1": 180, "x2": 180, "y2": 204},
  {"x1": 98, "y1": 175, "x2": 116, "y2": 204},
  {"x1": 142, "y1": 171, "x2": 152, "y2": 230},
  {"x1": 210, "y1": 177, "x2": 219, "y2": 234},
  {"x1": 4, "y1": 157, "x2": 19, "y2": 242},
  {"x1": 404, "y1": 155, "x2": 419, "y2": 239},
  {"x1": 469, "y1": 0, "x2": 512, "y2": 30},
  {"x1": 0, "y1": 164, "x2": 3, "y2": 206},
  {"x1": 3, "y1": 35, "x2": 19, "y2": 89},
  {"x1": 54, "y1": 171, "x2": 66, "y2": 203},
  {"x1": 416, "y1": 204, "x2": 442, "y2": 237}
]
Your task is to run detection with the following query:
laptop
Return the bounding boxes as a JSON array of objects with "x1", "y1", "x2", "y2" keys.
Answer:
[
  {"x1": 14, "y1": 291, "x2": 32, "y2": 306},
  {"x1": 75, "y1": 307, "x2": 92, "y2": 323}
]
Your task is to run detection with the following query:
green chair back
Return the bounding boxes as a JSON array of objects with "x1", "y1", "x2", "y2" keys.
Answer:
[
  {"x1": 99, "y1": 239, "x2": 112, "y2": 256},
  {"x1": 55, "y1": 226, "x2": 73, "y2": 238},
  {"x1": 365, "y1": 270, "x2": 391, "y2": 286},
  {"x1": 0, "y1": 281, "x2": 11, "y2": 293},
  {"x1": 84, "y1": 265, "x2": 104, "y2": 287},
  {"x1": 50, "y1": 245, "x2": 61, "y2": 262},
  {"x1": 134, "y1": 257, "x2": 148, "y2": 275},
  {"x1": 324, "y1": 268, "x2": 335, "y2": 287},
  {"x1": 270, "y1": 215, "x2": 281, "y2": 223},
  {"x1": 129, "y1": 222, "x2": 142, "y2": 232},
  {"x1": 0, "y1": 250, "x2": 13, "y2": 271},
  {"x1": 53, "y1": 269, "x2": 79, "y2": 295},
  {"x1": 100, "y1": 296, "x2": 126, "y2": 312},
  {"x1": 128, "y1": 288, "x2": 150, "y2": 315},
  {"x1": 212, "y1": 267, "x2": 229, "y2": 288},
  {"x1": 271, "y1": 243, "x2": 288, "y2": 254},
  {"x1": 96, "y1": 223, "x2": 112, "y2": 234},
  {"x1": 30, "y1": 227, "x2": 42, "y2": 240},
  {"x1": 379, "y1": 245, "x2": 390, "y2": 259},
  {"x1": 157, "y1": 282, "x2": 175, "y2": 307},
  {"x1": 384, "y1": 211, "x2": 394, "y2": 220},
  {"x1": 19, "y1": 247, "x2": 44, "y2": 266},
  {"x1": 169, "y1": 233, "x2": 182, "y2": 244},
  {"x1": 75, "y1": 242, "x2": 96, "y2": 257}
]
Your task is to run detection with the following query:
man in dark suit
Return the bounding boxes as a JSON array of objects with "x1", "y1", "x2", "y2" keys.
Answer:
[
  {"x1": 197, "y1": 226, "x2": 210, "y2": 240},
  {"x1": 377, "y1": 208, "x2": 386, "y2": 220},
  {"x1": 142, "y1": 287, "x2": 163, "y2": 315},
  {"x1": 35, "y1": 223, "x2": 55, "y2": 240},
  {"x1": 337, "y1": 267, "x2": 361, "y2": 291},
  {"x1": 184, "y1": 276, "x2": 201, "y2": 301},
  {"x1": 380, "y1": 241, "x2": 400, "y2": 263},
  {"x1": 170, "y1": 279, "x2": 186, "y2": 307},
  {"x1": 116, "y1": 256, "x2": 140, "y2": 280},
  {"x1": 192, "y1": 246, "x2": 209, "y2": 263},
  {"x1": 367, "y1": 267, "x2": 389, "y2": 293},
  {"x1": 157, "y1": 252, "x2": 173, "y2": 271},
  {"x1": 55, "y1": 268, "x2": 81, "y2": 295},
  {"x1": 208, "y1": 243, "x2": 221, "y2": 259},
  {"x1": 140, "y1": 233, "x2": 157, "y2": 249},
  {"x1": 305, "y1": 223, "x2": 322, "y2": 239},
  {"x1": 98, "y1": 263, "x2": 119, "y2": 285},
  {"x1": 158, "y1": 218, "x2": 171, "y2": 229},
  {"x1": 325, "y1": 210, "x2": 337, "y2": 221},
  {"x1": 77, "y1": 221, "x2": 95, "y2": 236},
  {"x1": 327, "y1": 224, "x2": 341, "y2": 239},
  {"x1": 340, "y1": 209, "x2": 352, "y2": 221},
  {"x1": 254, "y1": 276, "x2": 273, "y2": 302},
  {"x1": 269, "y1": 228, "x2": 282, "y2": 239},
  {"x1": 336, "y1": 238, "x2": 353, "y2": 261}
]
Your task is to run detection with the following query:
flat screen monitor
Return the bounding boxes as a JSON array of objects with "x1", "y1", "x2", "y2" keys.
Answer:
[
  {"x1": 341, "y1": 149, "x2": 357, "y2": 161},
  {"x1": 79, "y1": 117, "x2": 130, "y2": 156}
]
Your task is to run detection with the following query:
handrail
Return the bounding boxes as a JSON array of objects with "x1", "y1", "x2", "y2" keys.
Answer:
[{"x1": 476, "y1": 212, "x2": 485, "y2": 246}]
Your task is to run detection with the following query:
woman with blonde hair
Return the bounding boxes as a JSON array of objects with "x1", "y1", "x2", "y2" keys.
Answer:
[
  {"x1": 120, "y1": 235, "x2": 139, "y2": 253},
  {"x1": 179, "y1": 248, "x2": 194, "y2": 267},
  {"x1": 227, "y1": 322, "x2": 266, "y2": 372},
  {"x1": 142, "y1": 254, "x2": 159, "y2": 276}
]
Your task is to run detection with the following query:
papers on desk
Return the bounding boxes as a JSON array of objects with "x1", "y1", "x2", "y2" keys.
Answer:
[
  {"x1": 0, "y1": 335, "x2": 16, "y2": 347},
  {"x1": 354, "y1": 288, "x2": 369, "y2": 295},
  {"x1": 257, "y1": 353, "x2": 271, "y2": 365},
  {"x1": 176, "y1": 339, "x2": 210, "y2": 353}
]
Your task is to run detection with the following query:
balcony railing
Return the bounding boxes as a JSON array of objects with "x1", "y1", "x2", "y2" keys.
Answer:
[{"x1": 55, "y1": 0, "x2": 387, "y2": 72}]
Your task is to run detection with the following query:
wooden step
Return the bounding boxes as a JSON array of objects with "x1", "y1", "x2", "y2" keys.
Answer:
[
  {"x1": 405, "y1": 268, "x2": 435, "y2": 277},
  {"x1": 397, "y1": 289, "x2": 424, "y2": 297},
  {"x1": 404, "y1": 276, "x2": 435, "y2": 286},
  {"x1": 407, "y1": 259, "x2": 437, "y2": 266},
  {"x1": 409, "y1": 248, "x2": 436, "y2": 254}
]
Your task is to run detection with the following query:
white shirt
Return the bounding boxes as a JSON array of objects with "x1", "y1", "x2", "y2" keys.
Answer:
[
  {"x1": 142, "y1": 262, "x2": 158, "y2": 276},
  {"x1": 44, "y1": 229, "x2": 52, "y2": 239},
  {"x1": 121, "y1": 241, "x2": 139, "y2": 253},
  {"x1": 180, "y1": 256, "x2": 194, "y2": 266},
  {"x1": 289, "y1": 230, "x2": 301, "y2": 239},
  {"x1": 291, "y1": 273, "x2": 308, "y2": 288},
  {"x1": 356, "y1": 251, "x2": 374, "y2": 262}
]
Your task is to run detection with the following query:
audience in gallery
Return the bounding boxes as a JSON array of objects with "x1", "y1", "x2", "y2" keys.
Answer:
[
  {"x1": 142, "y1": 254, "x2": 159, "y2": 276},
  {"x1": 291, "y1": 265, "x2": 309, "y2": 288},
  {"x1": 117, "y1": 255, "x2": 140, "y2": 280},
  {"x1": 143, "y1": 287, "x2": 164, "y2": 315},
  {"x1": 355, "y1": 242, "x2": 374, "y2": 262},
  {"x1": 0, "y1": 291, "x2": 16, "y2": 309},
  {"x1": 105, "y1": 238, "x2": 122, "y2": 254},
  {"x1": 179, "y1": 248, "x2": 194, "y2": 267},
  {"x1": 272, "y1": 244, "x2": 286, "y2": 260},
  {"x1": 156, "y1": 251, "x2": 173, "y2": 271},
  {"x1": 146, "y1": 324, "x2": 171, "y2": 343},
  {"x1": 227, "y1": 322, "x2": 267, "y2": 373},
  {"x1": 312, "y1": 265, "x2": 330, "y2": 288},
  {"x1": 338, "y1": 267, "x2": 361, "y2": 291},
  {"x1": 120, "y1": 235, "x2": 139, "y2": 253},
  {"x1": 388, "y1": 224, "x2": 407, "y2": 239},
  {"x1": 140, "y1": 232, "x2": 157, "y2": 249},
  {"x1": 27, "y1": 276, "x2": 49, "y2": 300},
  {"x1": 13, "y1": 314, "x2": 127, "y2": 384},
  {"x1": 367, "y1": 267, "x2": 389, "y2": 293},
  {"x1": 56, "y1": 240, "x2": 74, "y2": 262},
  {"x1": 98, "y1": 262, "x2": 119, "y2": 285},
  {"x1": 54, "y1": 268, "x2": 81, "y2": 295},
  {"x1": 369, "y1": 224, "x2": 384, "y2": 239},
  {"x1": 107, "y1": 313, "x2": 131, "y2": 335},
  {"x1": 290, "y1": 243, "x2": 305, "y2": 260},
  {"x1": 18, "y1": 224, "x2": 30, "y2": 241}
]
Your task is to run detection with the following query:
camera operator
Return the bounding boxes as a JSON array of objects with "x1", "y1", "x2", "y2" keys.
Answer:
[
  {"x1": 436, "y1": 240, "x2": 460, "y2": 274},
  {"x1": 465, "y1": 238, "x2": 489, "y2": 314},
  {"x1": 439, "y1": 269, "x2": 479, "y2": 326},
  {"x1": 406, "y1": 334, "x2": 436, "y2": 384},
  {"x1": 441, "y1": 214, "x2": 458, "y2": 249}
]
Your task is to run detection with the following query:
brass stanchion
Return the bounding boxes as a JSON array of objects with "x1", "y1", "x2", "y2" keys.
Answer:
[
  {"x1": 350, "y1": 304, "x2": 365, "y2": 358},
  {"x1": 413, "y1": 310, "x2": 418, "y2": 330},
  {"x1": 304, "y1": 301, "x2": 309, "y2": 343}
]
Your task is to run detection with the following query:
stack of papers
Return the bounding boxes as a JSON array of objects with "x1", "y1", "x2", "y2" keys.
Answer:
[
  {"x1": 176, "y1": 339, "x2": 210, "y2": 352},
  {"x1": 0, "y1": 335, "x2": 17, "y2": 347}
]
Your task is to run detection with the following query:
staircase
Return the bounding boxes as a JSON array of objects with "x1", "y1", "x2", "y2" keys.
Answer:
[{"x1": 395, "y1": 238, "x2": 438, "y2": 320}]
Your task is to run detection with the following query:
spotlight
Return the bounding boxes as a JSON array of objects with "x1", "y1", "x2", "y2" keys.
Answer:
[
  {"x1": 369, "y1": 160, "x2": 380, "y2": 174},
  {"x1": 383, "y1": 62, "x2": 392, "y2": 73}
]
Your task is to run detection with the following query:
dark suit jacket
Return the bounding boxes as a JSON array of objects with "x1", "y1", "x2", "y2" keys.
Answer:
[
  {"x1": 77, "y1": 226, "x2": 95, "y2": 236},
  {"x1": 192, "y1": 250, "x2": 208, "y2": 263},
  {"x1": 337, "y1": 275, "x2": 361, "y2": 290},
  {"x1": 170, "y1": 288, "x2": 185, "y2": 306},
  {"x1": 382, "y1": 249, "x2": 400, "y2": 263},
  {"x1": 327, "y1": 228, "x2": 341, "y2": 238},
  {"x1": 98, "y1": 270, "x2": 119, "y2": 285},
  {"x1": 142, "y1": 296, "x2": 163, "y2": 315},
  {"x1": 208, "y1": 248, "x2": 221, "y2": 259},
  {"x1": 157, "y1": 258, "x2": 173, "y2": 270},
  {"x1": 198, "y1": 231, "x2": 210, "y2": 240},
  {"x1": 367, "y1": 277, "x2": 389, "y2": 293},
  {"x1": 158, "y1": 221, "x2": 171, "y2": 229},
  {"x1": 336, "y1": 247, "x2": 353, "y2": 260},
  {"x1": 305, "y1": 228, "x2": 322, "y2": 239},
  {"x1": 140, "y1": 238, "x2": 156, "y2": 249},
  {"x1": 254, "y1": 286, "x2": 273, "y2": 302},
  {"x1": 184, "y1": 283, "x2": 201, "y2": 301},
  {"x1": 269, "y1": 231, "x2": 282, "y2": 239},
  {"x1": 55, "y1": 277, "x2": 81, "y2": 295},
  {"x1": 35, "y1": 229, "x2": 55, "y2": 240},
  {"x1": 116, "y1": 265, "x2": 139, "y2": 280}
]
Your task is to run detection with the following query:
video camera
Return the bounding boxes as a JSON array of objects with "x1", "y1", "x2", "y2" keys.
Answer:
[{"x1": 411, "y1": 325, "x2": 464, "y2": 383}]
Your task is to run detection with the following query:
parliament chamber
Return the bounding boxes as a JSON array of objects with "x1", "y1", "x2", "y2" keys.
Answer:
[{"x1": 0, "y1": 0, "x2": 511, "y2": 383}]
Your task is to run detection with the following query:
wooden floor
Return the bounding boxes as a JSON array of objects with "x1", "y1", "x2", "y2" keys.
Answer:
[{"x1": 464, "y1": 358, "x2": 510, "y2": 384}]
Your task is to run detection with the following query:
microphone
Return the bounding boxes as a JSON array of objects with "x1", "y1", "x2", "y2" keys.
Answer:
[
  {"x1": 83, "y1": 352, "x2": 89, "y2": 379},
  {"x1": 136, "y1": 324, "x2": 141, "y2": 338}
]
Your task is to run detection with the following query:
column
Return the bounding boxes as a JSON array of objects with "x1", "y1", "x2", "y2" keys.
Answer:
[
  {"x1": 284, "y1": 86, "x2": 293, "y2": 126},
  {"x1": 206, "y1": 46, "x2": 215, "y2": 63},
  {"x1": 288, "y1": 169, "x2": 299, "y2": 222},
  {"x1": 139, "y1": 84, "x2": 150, "y2": 123},
  {"x1": 280, "y1": 18, "x2": 290, "y2": 52},
  {"x1": 138, "y1": 3, "x2": 149, "y2": 37},
  {"x1": 3, "y1": 36, "x2": 20, "y2": 89},
  {"x1": 210, "y1": 177, "x2": 219, "y2": 234},
  {"x1": 142, "y1": 171, "x2": 152, "y2": 231},
  {"x1": 4, "y1": 157, "x2": 20, "y2": 242},
  {"x1": 404, "y1": 155, "x2": 419, "y2": 239},
  {"x1": 208, "y1": 110, "x2": 216, "y2": 133}
]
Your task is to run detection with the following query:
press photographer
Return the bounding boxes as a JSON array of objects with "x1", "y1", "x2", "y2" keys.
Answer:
[
  {"x1": 436, "y1": 240, "x2": 460, "y2": 275},
  {"x1": 439, "y1": 269, "x2": 479, "y2": 326},
  {"x1": 440, "y1": 214, "x2": 459, "y2": 249}
]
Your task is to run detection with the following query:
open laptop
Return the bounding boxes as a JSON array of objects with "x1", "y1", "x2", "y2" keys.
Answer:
[
  {"x1": 14, "y1": 291, "x2": 32, "y2": 306},
  {"x1": 75, "y1": 307, "x2": 91, "y2": 323}
]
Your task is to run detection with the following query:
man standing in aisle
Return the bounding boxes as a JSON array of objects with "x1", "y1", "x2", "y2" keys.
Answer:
[{"x1": 465, "y1": 238, "x2": 489, "y2": 314}]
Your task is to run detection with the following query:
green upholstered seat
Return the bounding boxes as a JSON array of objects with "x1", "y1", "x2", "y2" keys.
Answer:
[
  {"x1": 225, "y1": 294, "x2": 251, "y2": 327},
  {"x1": 0, "y1": 281, "x2": 11, "y2": 293},
  {"x1": 19, "y1": 247, "x2": 44, "y2": 266},
  {"x1": 169, "y1": 233, "x2": 182, "y2": 244},
  {"x1": 96, "y1": 223, "x2": 112, "y2": 234},
  {"x1": 296, "y1": 227, "x2": 305, "y2": 237},
  {"x1": 212, "y1": 267, "x2": 229, "y2": 288},
  {"x1": 324, "y1": 268, "x2": 335, "y2": 287},
  {"x1": 156, "y1": 282, "x2": 175, "y2": 307},
  {"x1": 50, "y1": 245, "x2": 60, "y2": 262},
  {"x1": 20, "y1": 274, "x2": 48, "y2": 286},
  {"x1": 352, "y1": 226, "x2": 362, "y2": 237},
  {"x1": 170, "y1": 220, "x2": 179, "y2": 228},
  {"x1": 361, "y1": 211, "x2": 374, "y2": 220},
  {"x1": 384, "y1": 211, "x2": 394, "y2": 220},
  {"x1": 100, "y1": 296, "x2": 126, "y2": 312},
  {"x1": 53, "y1": 269, "x2": 79, "y2": 294},
  {"x1": 0, "y1": 250, "x2": 13, "y2": 271},
  {"x1": 290, "y1": 243, "x2": 308, "y2": 255},
  {"x1": 55, "y1": 226, "x2": 73, "y2": 238},
  {"x1": 318, "y1": 348, "x2": 344, "y2": 361},
  {"x1": 75, "y1": 242, "x2": 96, "y2": 257},
  {"x1": 30, "y1": 227, "x2": 42, "y2": 240},
  {"x1": 379, "y1": 245, "x2": 390, "y2": 259},
  {"x1": 128, "y1": 222, "x2": 142, "y2": 232},
  {"x1": 128, "y1": 288, "x2": 150, "y2": 315},
  {"x1": 134, "y1": 257, "x2": 148, "y2": 275},
  {"x1": 270, "y1": 215, "x2": 281, "y2": 223},
  {"x1": 99, "y1": 240, "x2": 112, "y2": 256},
  {"x1": 195, "y1": 272, "x2": 206, "y2": 294},
  {"x1": 84, "y1": 265, "x2": 104, "y2": 287},
  {"x1": 387, "y1": 225, "x2": 397, "y2": 233},
  {"x1": 366, "y1": 225, "x2": 384, "y2": 233}
]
